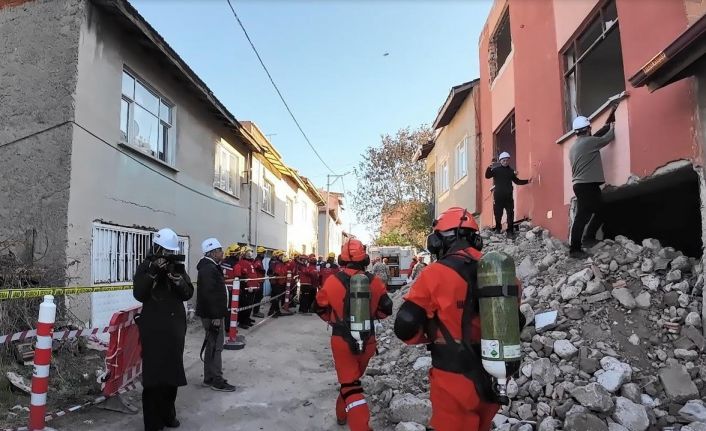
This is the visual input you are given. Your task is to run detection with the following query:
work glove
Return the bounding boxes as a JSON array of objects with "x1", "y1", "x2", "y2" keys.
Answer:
[{"x1": 211, "y1": 319, "x2": 221, "y2": 327}]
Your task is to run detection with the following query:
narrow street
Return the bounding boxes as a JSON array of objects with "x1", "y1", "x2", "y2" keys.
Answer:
[{"x1": 52, "y1": 314, "x2": 351, "y2": 431}]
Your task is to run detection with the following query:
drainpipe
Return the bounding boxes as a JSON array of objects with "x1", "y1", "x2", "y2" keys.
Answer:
[
  {"x1": 247, "y1": 152, "x2": 254, "y2": 244},
  {"x1": 254, "y1": 160, "x2": 260, "y2": 248}
]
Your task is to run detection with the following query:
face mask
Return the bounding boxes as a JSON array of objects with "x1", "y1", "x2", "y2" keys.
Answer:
[{"x1": 245, "y1": 251, "x2": 254, "y2": 260}]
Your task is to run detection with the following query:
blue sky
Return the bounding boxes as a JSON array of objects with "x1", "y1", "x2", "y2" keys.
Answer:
[{"x1": 131, "y1": 0, "x2": 492, "y2": 241}]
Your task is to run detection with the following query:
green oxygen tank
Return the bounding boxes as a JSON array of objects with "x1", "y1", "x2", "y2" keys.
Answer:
[
  {"x1": 349, "y1": 274, "x2": 372, "y2": 351},
  {"x1": 477, "y1": 251, "x2": 521, "y2": 403}
]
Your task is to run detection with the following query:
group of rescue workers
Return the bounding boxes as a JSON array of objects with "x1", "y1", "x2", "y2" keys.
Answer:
[{"x1": 134, "y1": 204, "x2": 524, "y2": 431}]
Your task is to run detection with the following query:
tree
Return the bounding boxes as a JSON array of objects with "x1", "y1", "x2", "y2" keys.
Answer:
[
  {"x1": 353, "y1": 126, "x2": 433, "y2": 245},
  {"x1": 373, "y1": 230, "x2": 415, "y2": 247}
]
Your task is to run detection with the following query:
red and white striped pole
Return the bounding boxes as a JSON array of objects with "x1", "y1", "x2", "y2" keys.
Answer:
[
  {"x1": 29, "y1": 295, "x2": 56, "y2": 431},
  {"x1": 224, "y1": 279, "x2": 245, "y2": 350},
  {"x1": 280, "y1": 271, "x2": 294, "y2": 316}
]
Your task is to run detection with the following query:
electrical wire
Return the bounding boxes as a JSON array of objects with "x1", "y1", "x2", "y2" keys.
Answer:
[{"x1": 225, "y1": 0, "x2": 336, "y2": 175}]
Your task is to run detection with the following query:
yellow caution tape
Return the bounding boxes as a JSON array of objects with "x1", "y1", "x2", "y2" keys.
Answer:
[{"x1": 0, "y1": 285, "x2": 133, "y2": 301}]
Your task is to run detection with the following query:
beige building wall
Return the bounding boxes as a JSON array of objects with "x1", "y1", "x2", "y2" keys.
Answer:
[{"x1": 431, "y1": 94, "x2": 479, "y2": 217}]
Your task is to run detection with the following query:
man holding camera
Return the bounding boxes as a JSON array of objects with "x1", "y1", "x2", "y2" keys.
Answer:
[
  {"x1": 196, "y1": 237, "x2": 236, "y2": 392},
  {"x1": 133, "y1": 228, "x2": 194, "y2": 431}
]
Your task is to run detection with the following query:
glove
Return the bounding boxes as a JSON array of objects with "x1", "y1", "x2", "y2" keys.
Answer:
[
  {"x1": 151, "y1": 257, "x2": 168, "y2": 270},
  {"x1": 167, "y1": 273, "x2": 183, "y2": 283},
  {"x1": 211, "y1": 319, "x2": 221, "y2": 327}
]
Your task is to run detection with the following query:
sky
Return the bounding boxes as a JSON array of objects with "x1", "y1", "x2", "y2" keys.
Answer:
[{"x1": 131, "y1": 0, "x2": 493, "y2": 242}]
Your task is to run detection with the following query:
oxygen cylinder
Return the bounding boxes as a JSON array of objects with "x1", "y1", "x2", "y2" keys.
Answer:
[
  {"x1": 477, "y1": 251, "x2": 521, "y2": 403},
  {"x1": 349, "y1": 274, "x2": 372, "y2": 351}
]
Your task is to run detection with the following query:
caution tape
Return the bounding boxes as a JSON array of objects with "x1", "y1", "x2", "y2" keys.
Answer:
[
  {"x1": 236, "y1": 290, "x2": 287, "y2": 312},
  {"x1": 1, "y1": 381, "x2": 142, "y2": 431},
  {"x1": 0, "y1": 284, "x2": 133, "y2": 301},
  {"x1": 0, "y1": 318, "x2": 137, "y2": 346}
]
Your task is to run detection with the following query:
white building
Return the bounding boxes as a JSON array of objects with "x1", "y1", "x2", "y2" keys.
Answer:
[{"x1": 318, "y1": 191, "x2": 346, "y2": 256}]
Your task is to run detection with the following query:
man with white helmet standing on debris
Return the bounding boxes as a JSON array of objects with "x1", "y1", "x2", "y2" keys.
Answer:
[
  {"x1": 196, "y1": 237, "x2": 235, "y2": 392},
  {"x1": 133, "y1": 228, "x2": 194, "y2": 431},
  {"x1": 569, "y1": 104, "x2": 617, "y2": 259},
  {"x1": 485, "y1": 152, "x2": 531, "y2": 238}
]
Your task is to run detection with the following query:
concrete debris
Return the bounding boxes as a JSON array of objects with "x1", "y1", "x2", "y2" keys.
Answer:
[{"x1": 367, "y1": 225, "x2": 704, "y2": 429}]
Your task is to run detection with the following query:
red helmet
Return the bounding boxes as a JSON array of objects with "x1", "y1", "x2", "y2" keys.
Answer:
[
  {"x1": 340, "y1": 239, "x2": 367, "y2": 262},
  {"x1": 433, "y1": 207, "x2": 478, "y2": 233}
]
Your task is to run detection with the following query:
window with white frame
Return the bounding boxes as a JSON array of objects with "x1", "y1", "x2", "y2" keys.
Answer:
[
  {"x1": 213, "y1": 143, "x2": 241, "y2": 197},
  {"x1": 91, "y1": 223, "x2": 189, "y2": 284},
  {"x1": 120, "y1": 69, "x2": 174, "y2": 164},
  {"x1": 439, "y1": 160, "x2": 449, "y2": 193},
  {"x1": 455, "y1": 137, "x2": 468, "y2": 181},
  {"x1": 262, "y1": 179, "x2": 275, "y2": 214},
  {"x1": 286, "y1": 198, "x2": 294, "y2": 224}
]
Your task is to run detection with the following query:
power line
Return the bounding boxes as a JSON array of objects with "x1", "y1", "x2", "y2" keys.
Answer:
[{"x1": 225, "y1": 0, "x2": 336, "y2": 175}]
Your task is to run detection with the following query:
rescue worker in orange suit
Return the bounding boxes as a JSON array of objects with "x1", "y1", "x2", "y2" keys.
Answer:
[
  {"x1": 221, "y1": 244, "x2": 240, "y2": 339},
  {"x1": 297, "y1": 254, "x2": 319, "y2": 313},
  {"x1": 393, "y1": 207, "x2": 525, "y2": 431},
  {"x1": 252, "y1": 246, "x2": 267, "y2": 318},
  {"x1": 231, "y1": 246, "x2": 258, "y2": 329},
  {"x1": 319, "y1": 252, "x2": 340, "y2": 285},
  {"x1": 286, "y1": 252, "x2": 300, "y2": 309},
  {"x1": 314, "y1": 239, "x2": 393, "y2": 430},
  {"x1": 267, "y1": 250, "x2": 291, "y2": 317}
]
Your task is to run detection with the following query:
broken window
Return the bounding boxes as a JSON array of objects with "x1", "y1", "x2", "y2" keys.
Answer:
[
  {"x1": 494, "y1": 112, "x2": 516, "y2": 160},
  {"x1": 120, "y1": 69, "x2": 175, "y2": 164},
  {"x1": 489, "y1": 8, "x2": 512, "y2": 81},
  {"x1": 563, "y1": 0, "x2": 625, "y2": 129}
]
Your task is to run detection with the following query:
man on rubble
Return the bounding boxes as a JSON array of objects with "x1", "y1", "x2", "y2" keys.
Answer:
[
  {"x1": 569, "y1": 105, "x2": 617, "y2": 259},
  {"x1": 393, "y1": 207, "x2": 525, "y2": 431},
  {"x1": 195, "y1": 238, "x2": 236, "y2": 392},
  {"x1": 485, "y1": 152, "x2": 531, "y2": 238},
  {"x1": 252, "y1": 246, "x2": 267, "y2": 318},
  {"x1": 314, "y1": 239, "x2": 393, "y2": 430}
]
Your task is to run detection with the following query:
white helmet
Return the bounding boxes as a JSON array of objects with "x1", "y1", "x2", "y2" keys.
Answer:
[
  {"x1": 201, "y1": 237, "x2": 222, "y2": 254},
  {"x1": 498, "y1": 151, "x2": 511, "y2": 160},
  {"x1": 153, "y1": 228, "x2": 180, "y2": 251},
  {"x1": 572, "y1": 116, "x2": 591, "y2": 131}
]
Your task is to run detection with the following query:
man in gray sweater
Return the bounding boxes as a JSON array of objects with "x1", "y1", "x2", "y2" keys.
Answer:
[{"x1": 568, "y1": 107, "x2": 617, "y2": 259}]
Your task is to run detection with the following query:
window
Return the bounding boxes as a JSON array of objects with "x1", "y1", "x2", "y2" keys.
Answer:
[
  {"x1": 455, "y1": 137, "x2": 468, "y2": 181},
  {"x1": 494, "y1": 113, "x2": 516, "y2": 159},
  {"x1": 213, "y1": 143, "x2": 241, "y2": 197},
  {"x1": 262, "y1": 179, "x2": 275, "y2": 214},
  {"x1": 286, "y1": 198, "x2": 294, "y2": 224},
  {"x1": 120, "y1": 70, "x2": 174, "y2": 164},
  {"x1": 490, "y1": 8, "x2": 512, "y2": 81},
  {"x1": 563, "y1": 0, "x2": 624, "y2": 129},
  {"x1": 91, "y1": 223, "x2": 189, "y2": 284},
  {"x1": 439, "y1": 160, "x2": 449, "y2": 193}
]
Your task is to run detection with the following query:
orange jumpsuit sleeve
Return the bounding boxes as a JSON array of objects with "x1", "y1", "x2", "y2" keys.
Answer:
[
  {"x1": 315, "y1": 278, "x2": 334, "y2": 322},
  {"x1": 370, "y1": 277, "x2": 391, "y2": 320},
  {"x1": 400, "y1": 268, "x2": 438, "y2": 345}
]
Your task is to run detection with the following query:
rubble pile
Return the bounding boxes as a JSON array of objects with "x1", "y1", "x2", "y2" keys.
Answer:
[{"x1": 366, "y1": 223, "x2": 706, "y2": 431}]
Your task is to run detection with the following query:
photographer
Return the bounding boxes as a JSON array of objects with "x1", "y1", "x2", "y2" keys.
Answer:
[
  {"x1": 196, "y1": 238, "x2": 235, "y2": 392},
  {"x1": 133, "y1": 228, "x2": 194, "y2": 431}
]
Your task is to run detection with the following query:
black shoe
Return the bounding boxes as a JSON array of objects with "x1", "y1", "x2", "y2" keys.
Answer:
[
  {"x1": 165, "y1": 418, "x2": 180, "y2": 428},
  {"x1": 337, "y1": 418, "x2": 347, "y2": 426},
  {"x1": 202, "y1": 379, "x2": 213, "y2": 387},
  {"x1": 253, "y1": 312, "x2": 265, "y2": 318},
  {"x1": 583, "y1": 238, "x2": 599, "y2": 248},
  {"x1": 248, "y1": 319, "x2": 256, "y2": 325},
  {"x1": 506, "y1": 230, "x2": 515, "y2": 239},
  {"x1": 210, "y1": 380, "x2": 236, "y2": 392},
  {"x1": 239, "y1": 323, "x2": 251, "y2": 329},
  {"x1": 569, "y1": 250, "x2": 590, "y2": 259}
]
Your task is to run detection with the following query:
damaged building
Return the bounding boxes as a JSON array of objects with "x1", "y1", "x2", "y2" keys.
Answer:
[{"x1": 478, "y1": 0, "x2": 706, "y2": 259}]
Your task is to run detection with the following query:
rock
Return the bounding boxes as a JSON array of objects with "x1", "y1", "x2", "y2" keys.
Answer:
[
  {"x1": 517, "y1": 424, "x2": 533, "y2": 431},
  {"x1": 585, "y1": 279, "x2": 605, "y2": 294},
  {"x1": 569, "y1": 268, "x2": 594, "y2": 285},
  {"x1": 640, "y1": 275, "x2": 660, "y2": 291},
  {"x1": 680, "y1": 400, "x2": 706, "y2": 422},
  {"x1": 683, "y1": 423, "x2": 706, "y2": 431},
  {"x1": 628, "y1": 334, "x2": 640, "y2": 346},
  {"x1": 520, "y1": 303, "x2": 535, "y2": 325},
  {"x1": 555, "y1": 339, "x2": 579, "y2": 359},
  {"x1": 412, "y1": 356, "x2": 432, "y2": 371},
  {"x1": 570, "y1": 382, "x2": 614, "y2": 412},
  {"x1": 608, "y1": 421, "x2": 630, "y2": 431},
  {"x1": 612, "y1": 397, "x2": 650, "y2": 431},
  {"x1": 634, "y1": 291, "x2": 651, "y2": 309},
  {"x1": 642, "y1": 238, "x2": 661, "y2": 251},
  {"x1": 518, "y1": 256, "x2": 540, "y2": 281},
  {"x1": 620, "y1": 383, "x2": 642, "y2": 404},
  {"x1": 683, "y1": 325, "x2": 706, "y2": 351},
  {"x1": 612, "y1": 288, "x2": 636, "y2": 310},
  {"x1": 664, "y1": 291, "x2": 680, "y2": 306},
  {"x1": 561, "y1": 284, "x2": 583, "y2": 300},
  {"x1": 532, "y1": 358, "x2": 557, "y2": 385},
  {"x1": 535, "y1": 310, "x2": 559, "y2": 333},
  {"x1": 671, "y1": 255, "x2": 691, "y2": 271},
  {"x1": 597, "y1": 357, "x2": 632, "y2": 393},
  {"x1": 395, "y1": 422, "x2": 426, "y2": 431},
  {"x1": 640, "y1": 259, "x2": 654, "y2": 273},
  {"x1": 624, "y1": 242, "x2": 643, "y2": 255},
  {"x1": 667, "y1": 270, "x2": 682, "y2": 282},
  {"x1": 538, "y1": 417, "x2": 561, "y2": 431},
  {"x1": 389, "y1": 393, "x2": 432, "y2": 424},
  {"x1": 659, "y1": 365, "x2": 700, "y2": 402},
  {"x1": 586, "y1": 291, "x2": 613, "y2": 304},
  {"x1": 679, "y1": 292, "x2": 691, "y2": 308},
  {"x1": 541, "y1": 254, "x2": 557, "y2": 268},
  {"x1": 610, "y1": 260, "x2": 619, "y2": 272},
  {"x1": 492, "y1": 414, "x2": 509, "y2": 427},
  {"x1": 564, "y1": 412, "x2": 608, "y2": 431},
  {"x1": 686, "y1": 311, "x2": 702, "y2": 328},
  {"x1": 517, "y1": 403, "x2": 533, "y2": 421},
  {"x1": 675, "y1": 349, "x2": 699, "y2": 361},
  {"x1": 526, "y1": 231, "x2": 537, "y2": 241}
]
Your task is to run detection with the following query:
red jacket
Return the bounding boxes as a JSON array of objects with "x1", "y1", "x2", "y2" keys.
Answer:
[
  {"x1": 269, "y1": 260, "x2": 289, "y2": 285},
  {"x1": 319, "y1": 262, "x2": 341, "y2": 285},
  {"x1": 233, "y1": 258, "x2": 261, "y2": 290}
]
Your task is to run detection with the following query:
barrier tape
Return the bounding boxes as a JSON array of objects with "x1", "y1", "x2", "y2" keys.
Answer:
[
  {"x1": 0, "y1": 381, "x2": 142, "y2": 431},
  {"x1": 236, "y1": 290, "x2": 286, "y2": 312},
  {"x1": 0, "y1": 309, "x2": 139, "y2": 345},
  {"x1": 0, "y1": 285, "x2": 133, "y2": 301}
]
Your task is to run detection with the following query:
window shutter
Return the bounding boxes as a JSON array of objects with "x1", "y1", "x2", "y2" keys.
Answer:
[
  {"x1": 219, "y1": 149, "x2": 228, "y2": 191},
  {"x1": 213, "y1": 150, "x2": 221, "y2": 189},
  {"x1": 229, "y1": 153, "x2": 238, "y2": 195}
]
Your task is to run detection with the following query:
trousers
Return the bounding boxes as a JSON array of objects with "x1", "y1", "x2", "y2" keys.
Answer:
[
  {"x1": 332, "y1": 336, "x2": 375, "y2": 431},
  {"x1": 253, "y1": 284, "x2": 264, "y2": 314},
  {"x1": 570, "y1": 182, "x2": 604, "y2": 251},
  {"x1": 268, "y1": 284, "x2": 285, "y2": 315},
  {"x1": 493, "y1": 194, "x2": 514, "y2": 232},
  {"x1": 142, "y1": 385, "x2": 178, "y2": 431},
  {"x1": 429, "y1": 368, "x2": 499, "y2": 431},
  {"x1": 200, "y1": 318, "x2": 224, "y2": 384},
  {"x1": 299, "y1": 284, "x2": 316, "y2": 313}
]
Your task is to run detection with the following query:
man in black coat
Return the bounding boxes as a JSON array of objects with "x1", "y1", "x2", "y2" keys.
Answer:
[
  {"x1": 196, "y1": 237, "x2": 236, "y2": 392},
  {"x1": 133, "y1": 228, "x2": 194, "y2": 431},
  {"x1": 485, "y1": 151, "x2": 532, "y2": 237}
]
